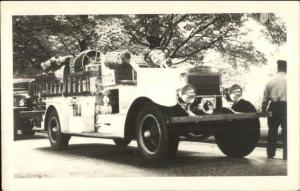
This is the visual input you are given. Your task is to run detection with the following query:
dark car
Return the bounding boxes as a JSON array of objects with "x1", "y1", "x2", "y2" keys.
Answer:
[{"x1": 13, "y1": 78, "x2": 35, "y2": 139}]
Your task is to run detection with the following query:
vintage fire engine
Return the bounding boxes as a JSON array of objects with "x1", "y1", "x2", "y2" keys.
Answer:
[{"x1": 20, "y1": 49, "x2": 269, "y2": 162}]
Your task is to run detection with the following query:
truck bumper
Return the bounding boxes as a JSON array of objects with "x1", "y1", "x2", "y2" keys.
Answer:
[
  {"x1": 19, "y1": 110, "x2": 45, "y2": 119},
  {"x1": 170, "y1": 112, "x2": 271, "y2": 124}
]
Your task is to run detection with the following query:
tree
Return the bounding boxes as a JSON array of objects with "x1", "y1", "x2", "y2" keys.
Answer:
[
  {"x1": 252, "y1": 13, "x2": 286, "y2": 46},
  {"x1": 13, "y1": 13, "x2": 286, "y2": 76},
  {"x1": 123, "y1": 13, "x2": 286, "y2": 66},
  {"x1": 13, "y1": 16, "x2": 57, "y2": 74},
  {"x1": 13, "y1": 15, "x2": 98, "y2": 75},
  {"x1": 52, "y1": 15, "x2": 98, "y2": 54}
]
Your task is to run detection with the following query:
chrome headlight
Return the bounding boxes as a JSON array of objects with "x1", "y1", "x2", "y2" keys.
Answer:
[
  {"x1": 198, "y1": 97, "x2": 216, "y2": 114},
  {"x1": 178, "y1": 85, "x2": 196, "y2": 104},
  {"x1": 228, "y1": 84, "x2": 243, "y2": 102}
]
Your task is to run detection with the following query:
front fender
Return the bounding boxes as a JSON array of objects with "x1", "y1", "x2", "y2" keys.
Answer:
[
  {"x1": 137, "y1": 90, "x2": 178, "y2": 107},
  {"x1": 137, "y1": 68, "x2": 180, "y2": 107}
]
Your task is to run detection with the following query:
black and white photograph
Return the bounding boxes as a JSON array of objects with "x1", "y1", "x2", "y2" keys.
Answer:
[{"x1": 2, "y1": 1, "x2": 300, "y2": 191}]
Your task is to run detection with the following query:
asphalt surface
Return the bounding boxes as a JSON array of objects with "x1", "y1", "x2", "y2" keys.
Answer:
[{"x1": 13, "y1": 132, "x2": 287, "y2": 178}]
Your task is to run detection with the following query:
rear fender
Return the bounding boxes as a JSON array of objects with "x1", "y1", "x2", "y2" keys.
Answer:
[{"x1": 44, "y1": 103, "x2": 70, "y2": 133}]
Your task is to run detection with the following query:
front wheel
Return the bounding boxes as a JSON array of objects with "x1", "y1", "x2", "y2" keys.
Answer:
[
  {"x1": 47, "y1": 109, "x2": 71, "y2": 150},
  {"x1": 136, "y1": 103, "x2": 179, "y2": 162}
]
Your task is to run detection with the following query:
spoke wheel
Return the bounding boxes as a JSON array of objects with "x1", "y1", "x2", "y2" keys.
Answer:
[
  {"x1": 136, "y1": 103, "x2": 179, "y2": 162},
  {"x1": 140, "y1": 114, "x2": 161, "y2": 154},
  {"x1": 47, "y1": 109, "x2": 71, "y2": 150},
  {"x1": 49, "y1": 117, "x2": 59, "y2": 143}
]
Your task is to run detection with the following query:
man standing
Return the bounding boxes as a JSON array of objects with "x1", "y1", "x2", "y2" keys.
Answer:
[{"x1": 262, "y1": 60, "x2": 287, "y2": 160}]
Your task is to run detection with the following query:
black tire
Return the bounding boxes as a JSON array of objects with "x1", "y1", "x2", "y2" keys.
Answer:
[
  {"x1": 47, "y1": 109, "x2": 71, "y2": 150},
  {"x1": 215, "y1": 108, "x2": 260, "y2": 158},
  {"x1": 113, "y1": 138, "x2": 131, "y2": 147},
  {"x1": 136, "y1": 103, "x2": 179, "y2": 162}
]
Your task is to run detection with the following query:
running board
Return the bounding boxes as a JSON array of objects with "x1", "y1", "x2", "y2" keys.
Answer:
[{"x1": 64, "y1": 132, "x2": 123, "y2": 139}]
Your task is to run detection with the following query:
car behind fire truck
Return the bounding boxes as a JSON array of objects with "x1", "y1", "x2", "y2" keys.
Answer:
[
  {"x1": 13, "y1": 78, "x2": 46, "y2": 139},
  {"x1": 18, "y1": 49, "x2": 270, "y2": 162}
]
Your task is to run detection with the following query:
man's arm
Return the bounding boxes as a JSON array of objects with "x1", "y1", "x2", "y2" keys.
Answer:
[{"x1": 261, "y1": 84, "x2": 270, "y2": 112}]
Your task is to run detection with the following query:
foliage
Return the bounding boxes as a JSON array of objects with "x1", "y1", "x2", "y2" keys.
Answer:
[
  {"x1": 13, "y1": 16, "x2": 56, "y2": 74},
  {"x1": 123, "y1": 14, "x2": 286, "y2": 67},
  {"x1": 252, "y1": 13, "x2": 286, "y2": 45},
  {"x1": 13, "y1": 15, "x2": 98, "y2": 74},
  {"x1": 13, "y1": 13, "x2": 286, "y2": 76}
]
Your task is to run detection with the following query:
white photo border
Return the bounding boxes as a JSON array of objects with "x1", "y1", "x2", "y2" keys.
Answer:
[{"x1": 1, "y1": 1, "x2": 299, "y2": 191}]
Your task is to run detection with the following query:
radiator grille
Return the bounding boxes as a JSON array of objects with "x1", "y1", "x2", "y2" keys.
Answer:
[{"x1": 187, "y1": 74, "x2": 220, "y2": 95}]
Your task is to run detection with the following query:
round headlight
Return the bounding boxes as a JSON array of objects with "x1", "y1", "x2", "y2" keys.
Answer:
[
  {"x1": 19, "y1": 98, "x2": 25, "y2": 107},
  {"x1": 179, "y1": 85, "x2": 196, "y2": 104},
  {"x1": 229, "y1": 84, "x2": 243, "y2": 102},
  {"x1": 202, "y1": 100, "x2": 214, "y2": 114}
]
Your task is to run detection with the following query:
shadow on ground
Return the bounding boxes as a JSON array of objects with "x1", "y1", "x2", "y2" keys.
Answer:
[
  {"x1": 37, "y1": 142, "x2": 254, "y2": 171},
  {"x1": 14, "y1": 133, "x2": 47, "y2": 141}
]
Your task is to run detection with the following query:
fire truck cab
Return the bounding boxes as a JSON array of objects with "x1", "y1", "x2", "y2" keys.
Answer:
[{"x1": 24, "y1": 49, "x2": 270, "y2": 162}]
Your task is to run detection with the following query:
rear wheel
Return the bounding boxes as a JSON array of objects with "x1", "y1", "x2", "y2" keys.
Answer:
[
  {"x1": 136, "y1": 103, "x2": 179, "y2": 162},
  {"x1": 47, "y1": 109, "x2": 71, "y2": 150}
]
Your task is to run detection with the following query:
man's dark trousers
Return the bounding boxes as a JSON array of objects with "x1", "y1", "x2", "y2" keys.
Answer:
[{"x1": 267, "y1": 101, "x2": 287, "y2": 159}]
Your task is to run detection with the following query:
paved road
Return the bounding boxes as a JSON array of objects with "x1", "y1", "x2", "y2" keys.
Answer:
[{"x1": 13, "y1": 133, "x2": 287, "y2": 178}]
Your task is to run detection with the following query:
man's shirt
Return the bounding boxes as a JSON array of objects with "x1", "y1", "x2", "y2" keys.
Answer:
[{"x1": 263, "y1": 72, "x2": 287, "y2": 103}]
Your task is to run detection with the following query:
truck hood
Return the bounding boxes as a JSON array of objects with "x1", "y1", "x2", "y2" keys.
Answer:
[
  {"x1": 135, "y1": 66, "x2": 220, "y2": 107},
  {"x1": 136, "y1": 68, "x2": 185, "y2": 107}
]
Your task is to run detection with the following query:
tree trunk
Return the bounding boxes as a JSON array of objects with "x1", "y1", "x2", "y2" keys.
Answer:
[
  {"x1": 147, "y1": 15, "x2": 162, "y2": 49},
  {"x1": 79, "y1": 40, "x2": 88, "y2": 51}
]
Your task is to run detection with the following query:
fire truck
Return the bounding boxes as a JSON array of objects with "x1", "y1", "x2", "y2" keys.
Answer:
[{"x1": 19, "y1": 49, "x2": 270, "y2": 162}]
